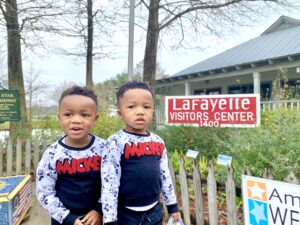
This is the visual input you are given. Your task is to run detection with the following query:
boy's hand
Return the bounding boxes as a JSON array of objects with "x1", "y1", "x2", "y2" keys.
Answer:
[
  {"x1": 171, "y1": 212, "x2": 182, "y2": 222},
  {"x1": 80, "y1": 210, "x2": 102, "y2": 225},
  {"x1": 74, "y1": 218, "x2": 84, "y2": 225}
]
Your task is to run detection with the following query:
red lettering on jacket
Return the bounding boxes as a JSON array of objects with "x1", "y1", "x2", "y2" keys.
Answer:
[
  {"x1": 124, "y1": 142, "x2": 164, "y2": 159},
  {"x1": 56, "y1": 156, "x2": 101, "y2": 175}
]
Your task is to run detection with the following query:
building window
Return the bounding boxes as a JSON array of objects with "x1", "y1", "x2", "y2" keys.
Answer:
[
  {"x1": 194, "y1": 87, "x2": 221, "y2": 95},
  {"x1": 228, "y1": 83, "x2": 271, "y2": 100},
  {"x1": 228, "y1": 84, "x2": 253, "y2": 94}
]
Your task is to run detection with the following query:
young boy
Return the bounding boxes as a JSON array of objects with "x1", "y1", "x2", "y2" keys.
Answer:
[
  {"x1": 36, "y1": 86, "x2": 105, "y2": 225},
  {"x1": 101, "y1": 81, "x2": 182, "y2": 225}
]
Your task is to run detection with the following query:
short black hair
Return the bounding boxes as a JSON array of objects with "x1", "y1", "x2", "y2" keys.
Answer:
[
  {"x1": 116, "y1": 81, "x2": 153, "y2": 106},
  {"x1": 59, "y1": 85, "x2": 98, "y2": 110}
]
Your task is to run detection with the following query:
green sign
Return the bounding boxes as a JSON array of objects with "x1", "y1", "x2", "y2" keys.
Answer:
[{"x1": 0, "y1": 90, "x2": 21, "y2": 122}]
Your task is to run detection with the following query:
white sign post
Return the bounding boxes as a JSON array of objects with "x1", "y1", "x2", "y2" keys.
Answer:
[
  {"x1": 217, "y1": 154, "x2": 232, "y2": 166},
  {"x1": 186, "y1": 149, "x2": 199, "y2": 159},
  {"x1": 242, "y1": 175, "x2": 300, "y2": 225}
]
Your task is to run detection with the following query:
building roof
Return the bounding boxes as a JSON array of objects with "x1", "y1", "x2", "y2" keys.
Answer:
[{"x1": 157, "y1": 16, "x2": 300, "y2": 83}]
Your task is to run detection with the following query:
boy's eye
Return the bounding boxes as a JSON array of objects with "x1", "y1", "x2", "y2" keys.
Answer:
[
  {"x1": 144, "y1": 105, "x2": 151, "y2": 109},
  {"x1": 82, "y1": 113, "x2": 90, "y2": 117},
  {"x1": 64, "y1": 113, "x2": 72, "y2": 117},
  {"x1": 127, "y1": 105, "x2": 134, "y2": 109}
]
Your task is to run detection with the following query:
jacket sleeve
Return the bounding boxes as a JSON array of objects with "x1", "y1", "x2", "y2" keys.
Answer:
[
  {"x1": 36, "y1": 147, "x2": 72, "y2": 224},
  {"x1": 160, "y1": 143, "x2": 179, "y2": 214},
  {"x1": 101, "y1": 139, "x2": 122, "y2": 224}
]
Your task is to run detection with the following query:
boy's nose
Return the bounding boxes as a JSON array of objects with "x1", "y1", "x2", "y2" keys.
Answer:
[
  {"x1": 71, "y1": 115, "x2": 82, "y2": 122},
  {"x1": 136, "y1": 107, "x2": 145, "y2": 115}
]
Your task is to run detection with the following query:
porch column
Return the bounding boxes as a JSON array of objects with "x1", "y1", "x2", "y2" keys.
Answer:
[
  {"x1": 253, "y1": 72, "x2": 261, "y2": 95},
  {"x1": 185, "y1": 82, "x2": 191, "y2": 96}
]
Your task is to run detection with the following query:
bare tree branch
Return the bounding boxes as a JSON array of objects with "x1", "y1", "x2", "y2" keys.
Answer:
[
  {"x1": 159, "y1": 0, "x2": 245, "y2": 30},
  {"x1": 0, "y1": 0, "x2": 7, "y2": 21}
]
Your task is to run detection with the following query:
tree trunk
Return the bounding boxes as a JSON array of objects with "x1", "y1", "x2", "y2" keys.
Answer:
[
  {"x1": 86, "y1": 0, "x2": 93, "y2": 88},
  {"x1": 143, "y1": 0, "x2": 160, "y2": 130},
  {"x1": 143, "y1": 0, "x2": 160, "y2": 96},
  {"x1": 6, "y1": 0, "x2": 29, "y2": 141}
]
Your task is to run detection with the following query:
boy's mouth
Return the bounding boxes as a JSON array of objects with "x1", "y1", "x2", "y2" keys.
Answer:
[
  {"x1": 70, "y1": 127, "x2": 83, "y2": 131},
  {"x1": 135, "y1": 118, "x2": 146, "y2": 125}
]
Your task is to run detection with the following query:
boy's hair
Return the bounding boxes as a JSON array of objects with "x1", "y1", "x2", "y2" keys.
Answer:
[
  {"x1": 59, "y1": 85, "x2": 98, "y2": 110},
  {"x1": 116, "y1": 81, "x2": 153, "y2": 106}
]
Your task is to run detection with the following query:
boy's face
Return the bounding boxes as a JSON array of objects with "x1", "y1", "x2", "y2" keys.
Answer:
[
  {"x1": 118, "y1": 88, "x2": 154, "y2": 134},
  {"x1": 58, "y1": 94, "x2": 98, "y2": 147}
]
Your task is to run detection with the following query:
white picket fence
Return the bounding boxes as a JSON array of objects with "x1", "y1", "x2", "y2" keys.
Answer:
[{"x1": 0, "y1": 139, "x2": 48, "y2": 176}]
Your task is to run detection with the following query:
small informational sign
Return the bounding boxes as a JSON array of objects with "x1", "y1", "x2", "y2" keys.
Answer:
[
  {"x1": 0, "y1": 90, "x2": 20, "y2": 122},
  {"x1": 165, "y1": 94, "x2": 260, "y2": 127},
  {"x1": 216, "y1": 154, "x2": 232, "y2": 166},
  {"x1": 186, "y1": 149, "x2": 199, "y2": 159},
  {"x1": 242, "y1": 175, "x2": 300, "y2": 225}
]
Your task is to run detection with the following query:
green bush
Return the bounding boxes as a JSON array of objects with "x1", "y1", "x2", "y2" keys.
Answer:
[
  {"x1": 157, "y1": 109, "x2": 300, "y2": 185},
  {"x1": 33, "y1": 116, "x2": 61, "y2": 130},
  {"x1": 92, "y1": 113, "x2": 123, "y2": 139},
  {"x1": 156, "y1": 125, "x2": 231, "y2": 159},
  {"x1": 32, "y1": 116, "x2": 62, "y2": 145}
]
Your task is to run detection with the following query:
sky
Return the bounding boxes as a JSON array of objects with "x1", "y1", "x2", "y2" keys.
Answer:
[{"x1": 14, "y1": 6, "x2": 300, "y2": 89}]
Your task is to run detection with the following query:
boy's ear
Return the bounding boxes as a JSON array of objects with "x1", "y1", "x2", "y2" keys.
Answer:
[
  {"x1": 95, "y1": 114, "x2": 99, "y2": 121},
  {"x1": 117, "y1": 110, "x2": 121, "y2": 115},
  {"x1": 57, "y1": 114, "x2": 60, "y2": 120}
]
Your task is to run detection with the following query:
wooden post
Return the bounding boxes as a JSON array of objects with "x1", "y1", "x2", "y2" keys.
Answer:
[
  {"x1": 33, "y1": 142, "x2": 40, "y2": 176},
  {"x1": 168, "y1": 155, "x2": 177, "y2": 196},
  {"x1": 179, "y1": 156, "x2": 191, "y2": 225},
  {"x1": 262, "y1": 168, "x2": 273, "y2": 180},
  {"x1": 25, "y1": 139, "x2": 31, "y2": 174},
  {"x1": 163, "y1": 155, "x2": 177, "y2": 221},
  {"x1": 207, "y1": 160, "x2": 218, "y2": 225},
  {"x1": 284, "y1": 171, "x2": 299, "y2": 184},
  {"x1": 0, "y1": 146, "x2": 3, "y2": 176},
  {"x1": 6, "y1": 139, "x2": 13, "y2": 176},
  {"x1": 226, "y1": 166, "x2": 237, "y2": 225},
  {"x1": 16, "y1": 139, "x2": 22, "y2": 175},
  {"x1": 42, "y1": 141, "x2": 47, "y2": 153},
  {"x1": 162, "y1": 201, "x2": 169, "y2": 222},
  {"x1": 193, "y1": 160, "x2": 204, "y2": 225}
]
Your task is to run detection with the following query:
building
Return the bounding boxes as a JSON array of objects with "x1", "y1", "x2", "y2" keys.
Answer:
[{"x1": 156, "y1": 16, "x2": 300, "y2": 100}]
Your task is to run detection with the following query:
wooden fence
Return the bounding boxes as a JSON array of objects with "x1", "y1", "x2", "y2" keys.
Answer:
[
  {"x1": 1, "y1": 140, "x2": 299, "y2": 225},
  {"x1": 0, "y1": 139, "x2": 48, "y2": 177},
  {"x1": 163, "y1": 156, "x2": 299, "y2": 225}
]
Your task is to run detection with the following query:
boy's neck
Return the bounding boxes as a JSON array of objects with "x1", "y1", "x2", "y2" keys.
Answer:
[
  {"x1": 123, "y1": 129, "x2": 150, "y2": 136},
  {"x1": 65, "y1": 135, "x2": 91, "y2": 148}
]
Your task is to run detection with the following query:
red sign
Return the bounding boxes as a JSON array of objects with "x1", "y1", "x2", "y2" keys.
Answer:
[{"x1": 166, "y1": 94, "x2": 260, "y2": 127}]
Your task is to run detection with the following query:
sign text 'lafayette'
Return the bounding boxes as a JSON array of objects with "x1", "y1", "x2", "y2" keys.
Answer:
[{"x1": 166, "y1": 94, "x2": 260, "y2": 127}]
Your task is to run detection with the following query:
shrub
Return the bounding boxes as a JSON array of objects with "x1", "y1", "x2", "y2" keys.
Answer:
[
  {"x1": 157, "y1": 109, "x2": 300, "y2": 185},
  {"x1": 92, "y1": 113, "x2": 123, "y2": 139}
]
